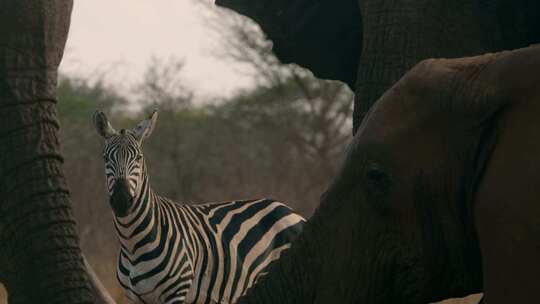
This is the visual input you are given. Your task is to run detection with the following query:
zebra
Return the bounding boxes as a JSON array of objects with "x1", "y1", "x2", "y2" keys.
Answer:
[{"x1": 93, "y1": 110, "x2": 305, "y2": 304}]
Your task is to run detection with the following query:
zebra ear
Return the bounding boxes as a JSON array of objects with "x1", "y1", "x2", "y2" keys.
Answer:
[
  {"x1": 93, "y1": 110, "x2": 117, "y2": 139},
  {"x1": 133, "y1": 110, "x2": 158, "y2": 142}
]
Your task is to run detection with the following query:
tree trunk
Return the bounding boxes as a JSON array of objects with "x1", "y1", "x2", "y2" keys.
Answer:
[{"x1": 0, "y1": 1, "x2": 94, "y2": 303}]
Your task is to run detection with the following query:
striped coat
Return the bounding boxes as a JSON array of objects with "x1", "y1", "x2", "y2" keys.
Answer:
[
  {"x1": 115, "y1": 195, "x2": 304, "y2": 304},
  {"x1": 94, "y1": 110, "x2": 305, "y2": 304}
]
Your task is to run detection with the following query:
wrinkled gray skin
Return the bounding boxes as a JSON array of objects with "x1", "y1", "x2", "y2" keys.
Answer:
[
  {"x1": 217, "y1": 0, "x2": 540, "y2": 132},
  {"x1": 216, "y1": 1, "x2": 540, "y2": 303},
  {"x1": 0, "y1": 1, "x2": 95, "y2": 303},
  {"x1": 234, "y1": 46, "x2": 540, "y2": 304}
]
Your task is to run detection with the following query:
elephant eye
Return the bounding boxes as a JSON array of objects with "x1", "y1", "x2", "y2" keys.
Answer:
[
  {"x1": 366, "y1": 162, "x2": 390, "y2": 182},
  {"x1": 366, "y1": 166, "x2": 387, "y2": 182},
  {"x1": 364, "y1": 162, "x2": 393, "y2": 206}
]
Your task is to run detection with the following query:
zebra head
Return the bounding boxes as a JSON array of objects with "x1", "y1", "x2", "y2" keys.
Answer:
[{"x1": 93, "y1": 110, "x2": 158, "y2": 217}]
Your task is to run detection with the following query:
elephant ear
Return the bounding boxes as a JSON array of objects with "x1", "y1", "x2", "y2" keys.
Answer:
[
  {"x1": 399, "y1": 44, "x2": 540, "y2": 236},
  {"x1": 132, "y1": 110, "x2": 158, "y2": 143},
  {"x1": 394, "y1": 45, "x2": 540, "y2": 127},
  {"x1": 93, "y1": 111, "x2": 117, "y2": 139},
  {"x1": 215, "y1": 0, "x2": 362, "y2": 89}
]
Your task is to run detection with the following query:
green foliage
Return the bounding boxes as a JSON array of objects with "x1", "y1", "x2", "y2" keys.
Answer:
[
  {"x1": 57, "y1": 76, "x2": 126, "y2": 120},
  {"x1": 57, "y1": 68, "x2": 352, "y2": 301},
  {"x1": 56, "y1": 10, "x2": 353, "y2": 301}
]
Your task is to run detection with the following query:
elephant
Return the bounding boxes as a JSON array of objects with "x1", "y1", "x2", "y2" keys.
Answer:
[
  {"x1": 0, "y1": 0, "x2": 95, "y2": 303},
  {"x1": 216, "y1": 0, "x2": 540, "y2": 132},
  {"x1": 215, "y1": 2, "x2": 540, "y2": 301},
  {"x1": 232, "y1": 44, "x2": 540, "y2": 304},
  {"x1": 1, "y1": 0, "x2": 539, "y2": 303}
]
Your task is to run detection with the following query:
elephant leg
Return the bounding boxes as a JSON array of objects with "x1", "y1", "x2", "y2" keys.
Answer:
[{"x1": 0, "y1": 0, "x2": 93, "y2": 303}]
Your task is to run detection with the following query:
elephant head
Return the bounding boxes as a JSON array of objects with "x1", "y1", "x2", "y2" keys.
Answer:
[
  {"x1": 324, "y1": 46, "x2": 540, "y2": 303},
  {"x1": 216, "y1": 0, "x2": 540, "y2": 132},
  {"x1": 215, "y1": 0, "x2": 362, "y2": 89},
  {"x1": 238, "y1": 45, "x2": 540, "y2": 304}
]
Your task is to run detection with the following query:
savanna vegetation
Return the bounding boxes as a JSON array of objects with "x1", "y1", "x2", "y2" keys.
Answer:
[
  {"x1": 60, "y1": 70, "x2": 351, "y2": 302},
  {"x1": 20, "y1": 11, "x2": 350, "y2": 302}
]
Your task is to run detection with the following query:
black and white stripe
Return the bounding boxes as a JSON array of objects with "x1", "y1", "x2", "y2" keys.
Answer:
[{"x1": 98, "y1": 127, "x2": 304, "y2": 304}]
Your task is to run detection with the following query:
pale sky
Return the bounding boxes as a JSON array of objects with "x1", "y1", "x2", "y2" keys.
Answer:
[{"x1": 60, "y1": 0, "x2": 254, "y2": 100}]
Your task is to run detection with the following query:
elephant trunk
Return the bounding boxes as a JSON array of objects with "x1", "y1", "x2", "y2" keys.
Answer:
[
  {"x1": 354, "y1": 0, "x2": 505, "y2": 132},
  {"x1": 237, "y1": 190, "x2": 396, "y2": 304}
]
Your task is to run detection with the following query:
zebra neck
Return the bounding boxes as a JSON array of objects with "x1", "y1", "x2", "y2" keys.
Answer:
[{"x1": 113, "y1": 172, "x2": 160, "y2": 252}]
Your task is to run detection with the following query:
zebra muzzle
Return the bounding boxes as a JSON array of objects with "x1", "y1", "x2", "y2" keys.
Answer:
[{"x1": 110, "y1": 178, "x2": 133, "y2": 216}]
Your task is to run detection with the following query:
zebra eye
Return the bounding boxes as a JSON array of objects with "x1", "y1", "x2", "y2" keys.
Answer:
[
  {"x1": 103, "y1": 155, "x2": 110, "y2": 162},
  {"x1": 136, "y1": 154, "x2": 143, "y2": 161}
]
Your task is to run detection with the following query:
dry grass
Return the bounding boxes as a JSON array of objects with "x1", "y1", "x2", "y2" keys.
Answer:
[
  {"x1": 436, "y1": 294, "x2": 483, "y2": 303},
  {"x1": 0, "y1": 282, "x2": 482, "y2": 304},
  {"x1": 0, "y1": 284, "x2": 5, "y2": 304}
]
